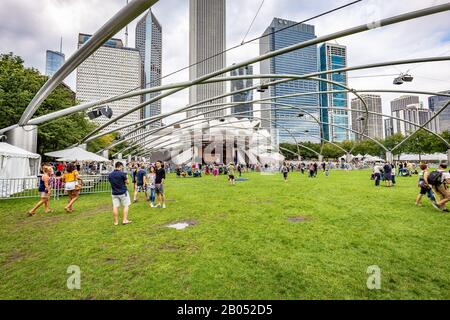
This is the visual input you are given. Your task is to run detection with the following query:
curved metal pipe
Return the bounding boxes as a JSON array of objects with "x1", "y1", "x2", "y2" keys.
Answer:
[
  {"x1": 18, "y1": 0, "x2": 159, "y2": 125},
  {"x1": 78, "y1": 4, "x2": 450, "y2": 141},
  {"x1": 88, "y1": 75, "x2": 365, "y2": 145},
  {"x1": 122, "y1": 105, "x2": 388, "y2": 157}
]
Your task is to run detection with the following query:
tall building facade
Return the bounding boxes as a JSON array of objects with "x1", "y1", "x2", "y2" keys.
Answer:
[
  {"x1": 319, "y1": 43, "x2": 349, "y2": 142},
  {"x1": 188, "y1": 0, "x2": 226, "y2": 118},
  {"x1": 45, "y1": 50, "x2": 65, "y2": 77},
  {"x1": 135, "y1": 9, "x2": 162, "y2": 125},
  {"x1": 230, "y1": 65, "x2": 253, "y2": 119},
  {"x1": 390, "y1": 103, "x2": 440, "y2": 136},
  {"x1": 259, "y1": 18, "x2": 319, "y2": 143},
  {"x1": 351, "y1": 94, "x2": 383, "y2": 140},
  {"x1": 76, "y1": 34, "x2": 141, "y2": 135},
  {"x1": 429, "y1": 91, "x2": 450, "y2": 133},
  {"x1": 391, "y1": 95, "x2": 420, "y2": 113}
]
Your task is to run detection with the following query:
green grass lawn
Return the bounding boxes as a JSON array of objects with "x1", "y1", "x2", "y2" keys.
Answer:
[{"x1": 0, "y1": 170, "x2": 449, "y2": 300}]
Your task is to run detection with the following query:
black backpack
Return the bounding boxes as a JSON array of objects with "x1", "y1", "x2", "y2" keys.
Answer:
[{"x1": 428, "y1": 171, "x2": 443, "y2": 186}]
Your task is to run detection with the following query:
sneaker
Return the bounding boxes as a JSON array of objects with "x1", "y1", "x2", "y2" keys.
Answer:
[
  {"x1": 155, "y1": 204, "x2": 161, "y2": 208},
  {"x1": 431, "y1": 202, "x2": 441, "y2": 211},
  {"x1": 442, "y1": 208, "x2": 450, "y2": 213},
  {"x1": 150, "y1": 203, "x2": 155, "y2": 208},
  {"x1": 162, "y1": 204, "x2": 166, "y2": 209}
]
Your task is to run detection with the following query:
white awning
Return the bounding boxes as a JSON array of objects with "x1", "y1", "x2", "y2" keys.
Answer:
[{"x1": 45, "y1": 147, "x2": 109, "y2": 162}]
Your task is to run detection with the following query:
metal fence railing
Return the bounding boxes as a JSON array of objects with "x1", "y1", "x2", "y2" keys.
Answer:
[{"x1": 0, "y1": 174, "x2": 111, "y2": 200}]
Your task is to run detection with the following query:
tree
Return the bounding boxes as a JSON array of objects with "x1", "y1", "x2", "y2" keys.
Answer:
[
  {"x1": 403, "y1": 130, "x2": 441, "y2": 160},
  {"x1": 321, "y1": 143, "x2": 343, "y2": 159},
  {"x1": 352, "y1": 139, "x2": 383, "y2": 157},
  {"x1": 430, "y1": 130, "x2": 450, "y2": 154},
  {"x1": 0, "y1": 53, "x2": 105, "y2": 156},
  {"x1": 383, "y1": 133, "x2": 406, "y2": 155}
]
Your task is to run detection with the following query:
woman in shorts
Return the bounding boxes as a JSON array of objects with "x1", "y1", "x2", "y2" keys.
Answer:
[
  {"x1": 62, "y1": 163, "x2": 82, "y2": 212},
  {"x1": 28, "y1": 165, "x2": 53, "y2": 216}
]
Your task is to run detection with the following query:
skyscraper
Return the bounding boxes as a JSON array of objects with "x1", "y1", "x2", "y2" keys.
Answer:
[
  {"x1": 188, "y1": 0, "x2": 226, "y2": 118},
  {"x1": 45, "y1": 50, "x2": 65, "y2": 77},
  {"x1": 319, "y1": 43, "x2": 349, "y2": 142},
  {"x1": 391, "y1": 95, "x2": 420, "y2": 113},
  {"x1": 390, "y1": 95, "x2": 419, "y2": 135},
  {"x1": 76, "y1": 34, "x2": 141, "y2": 135},
  {"x1": 135, "y1": 9, "x2": 162, "y2": 126},
  {"x1": 260, "y1": 18, "x2": 319, "y2": 143},
  {"x1": 351, "y1": 94, "x2": 383, "y2": 140},
  {"x1": 429, "y1": 91, "x2": 450, "y2": 133},
  {"x1": 391, "y1": 102, "x2": 440, "y2": 135},
  {"x1": 230, "y1": 65, "x2": 253, "y2": 119}
]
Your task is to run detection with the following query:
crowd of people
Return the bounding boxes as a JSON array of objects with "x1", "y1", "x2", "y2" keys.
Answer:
[
  {"x1": 27, "y1": 160, "x2": 168, "y2": 226},
  {"x1": 371, "y1": 161, "x2": 450, "y2": 212},
  {"x1": 26, "y1": 156, "x2": 450, "y2": 222}
]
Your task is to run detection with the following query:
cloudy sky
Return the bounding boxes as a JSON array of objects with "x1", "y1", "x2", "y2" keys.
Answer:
[{"x1": 1, "y1": 0, "x2": 450, "y2": 122}]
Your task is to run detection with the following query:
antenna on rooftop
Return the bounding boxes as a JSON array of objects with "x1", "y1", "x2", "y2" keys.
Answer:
[{"x1": 125, "y1": 0, "x2": 129, "y2": 47}]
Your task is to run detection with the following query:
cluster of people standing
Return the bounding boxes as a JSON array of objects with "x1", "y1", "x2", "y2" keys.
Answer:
[
  {"x1": 372, "y1": 162, "x2": 396, "y2": 187},
  {"x1": 27, "y1": 160, "x2": 168, "y2": 226},
  {"x1": 28, "y1": 162, "x2": 83, "y2": 216}
]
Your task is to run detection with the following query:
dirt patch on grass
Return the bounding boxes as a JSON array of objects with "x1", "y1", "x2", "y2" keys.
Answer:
[
  {"x1": 247, "y1": 198, "x2": 273, "y2": 205},
  {"x1": 17, "y1": 204, "x2": 111, "y2": 228},
  {"x1": 105, "y1": 258, "x2": 116, "y2": 264},
  {"x1": 159, "y1": 244, "x2": 180, "y2": 251},
  {"x1": 158, "y1": 243, "x2": 200, "y2": 253},
  {"x1": 1, "y1": 250, "x2": 27, "y2": 267},
  {"x1": 288, "y1": 216, "x2": 312, "y2": 223}
]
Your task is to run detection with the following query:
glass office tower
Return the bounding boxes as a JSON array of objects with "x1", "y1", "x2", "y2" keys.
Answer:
[
  {"x1": 45, "y1": 50, "x2": 65, "y2": 77},
  {"x1": 429, "y1": 91, "x2": 450, "y2": 133},
  {"x1": 260, "y1": 18, "x2": 319, "y2": 143},
  {"x1": 319, "y1": 43, "x2": 350, "y2": 142},
  {"x1": 136, "y1": 9, "x2": 163, "y2": 126},
  {"x1": 230, "y1": 65, "x2": 254, "y2": 119}
]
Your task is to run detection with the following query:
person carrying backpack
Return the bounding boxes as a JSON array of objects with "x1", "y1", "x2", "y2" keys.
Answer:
[
  {"x1": 281, "y1": 162, "x2": 289, "y2": 183},
  {"x1": 416, "y1": 164, "x2": 438, "y2": 208},
  {"x1": 426, "y1": 163, "x2": 450, "y2": 212}
]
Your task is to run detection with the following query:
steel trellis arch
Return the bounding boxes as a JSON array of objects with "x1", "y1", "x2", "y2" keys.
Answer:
[{"x1": 76, "y1": 4, "x2": 450, "y2": 143}]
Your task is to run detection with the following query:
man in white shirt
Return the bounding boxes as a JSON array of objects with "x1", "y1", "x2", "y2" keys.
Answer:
[{"x1": 373, "y1": 163, "x2": 383, "y2": 187}]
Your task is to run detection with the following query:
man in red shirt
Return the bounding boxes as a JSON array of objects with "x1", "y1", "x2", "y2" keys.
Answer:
[{"x1": 57, "y1": 162, "x2": 65, "y2": 173}]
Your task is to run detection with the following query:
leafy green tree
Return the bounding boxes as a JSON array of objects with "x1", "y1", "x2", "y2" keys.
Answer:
[
  {"x1": 340, "y1": 140, "x2": 355, "y2": 153},
  {"x1": 403, "y1": 130, "x2": 438, "y2": 160},
  {"x1": 0, "y1": 52, "x2": 112, "y2": 156},
  {"x1": 321, "y1": 143, "x2": 344, "y2": 159},
  {"x1": 383, "y1": 133, "x2": 406, "y2": 155},
  {"x1": 352, "y1": 139, "x2": 383, "y2": 157},
  {"x1": 429, "y1": 130, "x2": 450, "y2": 154}
]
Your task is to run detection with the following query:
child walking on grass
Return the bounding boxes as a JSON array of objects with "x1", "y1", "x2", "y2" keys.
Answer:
[{"x1": 146, "y1": 166, "x2": 157, "y2": 208}]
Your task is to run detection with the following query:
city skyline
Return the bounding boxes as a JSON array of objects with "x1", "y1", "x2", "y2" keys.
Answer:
[{"x1": 1, "y1": 0, "x2": 450, "y2": 128}]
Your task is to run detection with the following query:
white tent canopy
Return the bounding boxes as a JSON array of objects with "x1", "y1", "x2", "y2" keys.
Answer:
[
  {"x1": 398, "y1": 153, "x2": 447, "y2": 161},
  {"x1": 45, "y1": 147, "x2": 109, "y2": 162},
  {"x1": 0, "y1": 142, "x2": 41, "y2": 197},
  {"x1": 0, "y1": 142, "x2": 41, "y2": 179}
]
